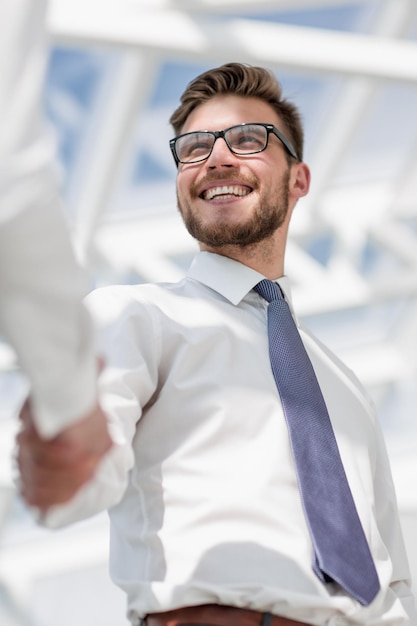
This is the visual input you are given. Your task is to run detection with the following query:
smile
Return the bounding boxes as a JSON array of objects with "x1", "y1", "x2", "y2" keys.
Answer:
[{"x1": 202, "y1": 185, "x2": 252, "y2": 201}]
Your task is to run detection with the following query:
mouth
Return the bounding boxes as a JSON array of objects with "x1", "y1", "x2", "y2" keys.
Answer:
[{"x1": 200, "y1": 184, "x2": 252, "y2": 201}]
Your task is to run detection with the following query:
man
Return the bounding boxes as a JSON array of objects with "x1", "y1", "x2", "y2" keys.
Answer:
[
  {"x1": 1, "y1": 0, "x2": 111, "y2": 492},
  {"x1": 17, "y1": 63, "x2": 416, "y2": 625}
]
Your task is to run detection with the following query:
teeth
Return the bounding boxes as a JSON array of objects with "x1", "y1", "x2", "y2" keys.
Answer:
[{"x1": 204, "y1": 185, "x2": 250, "y2": 200}]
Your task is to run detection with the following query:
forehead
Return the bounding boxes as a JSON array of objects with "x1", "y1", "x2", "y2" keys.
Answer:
[{"x1": 181, "y1": 94, "x2": 282, "y2": 134}]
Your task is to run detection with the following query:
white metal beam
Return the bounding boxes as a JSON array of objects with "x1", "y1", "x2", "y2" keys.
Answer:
[
  {"x1": 164, "y1": 0, "x2": 370, "y2": 13},
  {"x1": 49, "y1": 0, "x2": 374, "y2": 15},
  {"x1": 69, "y1": 52, "x2": 160, "y2": 260},
  {"x1": 48, "y1": 0, "x2": 417, "y2": 83}
]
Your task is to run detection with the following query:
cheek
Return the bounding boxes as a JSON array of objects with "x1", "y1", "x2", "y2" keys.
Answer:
[
  {"x1": 176, "y1": 175, "x2": 193, "y2": 210},
  {"x1": 177, "y1": 170, "x2": 190, "y2": 194},
  {"x1": 176, "y1": 185, "x2": 186, "y2": 208},
  {"x1": 177, "y1": 171, "x2": 200, "y2": 202}
]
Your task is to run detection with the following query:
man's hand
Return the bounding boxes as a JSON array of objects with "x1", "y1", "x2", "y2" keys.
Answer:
[{"x1": 17, "y1": 399, "x2": 112, "y2": 509}]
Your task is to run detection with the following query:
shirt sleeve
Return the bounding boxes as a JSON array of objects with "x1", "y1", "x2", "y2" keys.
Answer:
[
  {"x1": 39, "y1": 286, "x2": 160, "y2": 527},
  {"x1": 0, "y1": 0, "x2": 97, "y2": 437},
  {"x1": 372, "y1": 421, "x2": 417, "y2": 622}
]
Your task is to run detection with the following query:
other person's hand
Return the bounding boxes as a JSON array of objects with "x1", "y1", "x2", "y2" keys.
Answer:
[{"x1": 17, "y1": 398, "x2": 112, "y2": 509}]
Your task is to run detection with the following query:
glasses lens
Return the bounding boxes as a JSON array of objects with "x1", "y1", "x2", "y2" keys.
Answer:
[
  {"x1": 176, "y1": 132, "x2": 215, "y2": 163},
  {"x1": 226, "y1": 124, "x2": 268, "y2": 154}
]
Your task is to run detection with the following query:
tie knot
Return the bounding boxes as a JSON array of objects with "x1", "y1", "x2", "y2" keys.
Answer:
[{"x1": 253, "y1": 279, "x2": 284, "y2": 303}]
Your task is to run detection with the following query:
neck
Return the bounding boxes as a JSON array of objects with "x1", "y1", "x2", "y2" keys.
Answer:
[{"x1": 199, "y1": 229, "x2": 287, "y2": 280}]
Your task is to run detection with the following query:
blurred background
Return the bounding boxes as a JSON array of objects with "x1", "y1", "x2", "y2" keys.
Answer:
[{"x1": 1, "y1": 0, "x2": 417, "y2": 624}]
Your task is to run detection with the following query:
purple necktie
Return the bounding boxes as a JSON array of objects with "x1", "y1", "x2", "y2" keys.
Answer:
[{"x1": 254, "y1": 279, "x2": 380, "y2": 606}]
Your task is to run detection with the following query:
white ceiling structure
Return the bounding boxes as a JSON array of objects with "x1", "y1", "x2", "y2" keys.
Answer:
[{"x1": 1, "y1": 1, "x2": 417, "y2": 624}]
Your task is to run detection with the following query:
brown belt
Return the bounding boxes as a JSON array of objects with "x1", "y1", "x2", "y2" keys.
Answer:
[{"x1": 144, "y1": 604, "x2": 309, "y2": 626}]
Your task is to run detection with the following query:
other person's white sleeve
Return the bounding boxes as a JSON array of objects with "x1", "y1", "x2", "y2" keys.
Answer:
[{"x1": 0, "y1": 0, "x2": 97, "y2": 438}]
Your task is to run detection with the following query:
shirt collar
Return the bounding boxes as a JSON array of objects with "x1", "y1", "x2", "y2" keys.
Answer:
[{"x1": 186, "y1": 251, "x2": 295, "y2": 313}]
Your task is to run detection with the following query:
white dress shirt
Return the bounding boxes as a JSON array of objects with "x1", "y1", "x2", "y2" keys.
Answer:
[
  {"x1": 0, "y1": 0, "x2": 96, "y2": 436},
  {"x1": 43, "y1": 252, "x2": 416, "y2": 626}
]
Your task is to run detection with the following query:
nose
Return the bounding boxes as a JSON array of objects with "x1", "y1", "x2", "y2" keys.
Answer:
[{"x1": 205, "y1": 136, "x2": 240, "y2": 168}]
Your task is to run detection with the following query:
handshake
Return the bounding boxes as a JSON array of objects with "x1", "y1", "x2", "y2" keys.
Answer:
[{"x1": 17, "y1": 398, "x2": 112, "y2": 510}]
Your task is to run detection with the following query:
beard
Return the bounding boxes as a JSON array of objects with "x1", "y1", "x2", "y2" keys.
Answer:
[{"x1": 177, "y1": 169, "x2": 291, "y2": 248}]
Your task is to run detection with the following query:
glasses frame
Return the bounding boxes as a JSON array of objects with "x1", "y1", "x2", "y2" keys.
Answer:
[{"x1": 169, "y1": 122, "x2": 299, "y2": 166}]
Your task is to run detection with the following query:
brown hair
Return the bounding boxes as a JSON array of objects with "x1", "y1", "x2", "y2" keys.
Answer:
[{"x1": 169, "y1": 62, "x2": 304, "y2": 161}]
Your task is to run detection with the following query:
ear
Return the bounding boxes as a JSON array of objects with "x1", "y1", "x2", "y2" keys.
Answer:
[{"x1": 289, "y1": 162, "x2": 311, "y2": 199}]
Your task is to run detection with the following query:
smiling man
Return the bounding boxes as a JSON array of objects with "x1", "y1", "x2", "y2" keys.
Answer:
[{"x1": 17, "y1": 63, "x2": 416, "y2": 626}]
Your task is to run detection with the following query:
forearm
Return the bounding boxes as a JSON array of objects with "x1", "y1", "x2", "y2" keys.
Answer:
[{"x1": 0, "y1": 198, "x2": 98, "y2": 437}]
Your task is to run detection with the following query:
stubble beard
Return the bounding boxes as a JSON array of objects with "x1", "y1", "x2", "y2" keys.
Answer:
[{"x1": 177, "y1": 170, "x2": 291, "y2": 248}]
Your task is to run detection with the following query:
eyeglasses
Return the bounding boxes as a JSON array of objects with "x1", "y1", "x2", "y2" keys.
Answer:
[{"x1": 169, "y1": 122, "x2": 299, "y2": 166}]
